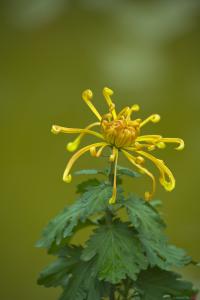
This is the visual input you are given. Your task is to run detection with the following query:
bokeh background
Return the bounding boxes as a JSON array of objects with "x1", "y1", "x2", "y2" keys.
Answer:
[{"x1": 1, "y1": 0, "x2": 200, "y2": 299}]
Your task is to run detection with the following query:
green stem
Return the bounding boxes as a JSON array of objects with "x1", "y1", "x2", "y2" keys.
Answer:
[{"x1": 110, "y1": 285, "x2": 115, "y2": 300}]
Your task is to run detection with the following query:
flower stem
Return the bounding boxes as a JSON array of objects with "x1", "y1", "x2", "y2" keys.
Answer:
[{"x1": 110, "y1": 285, "x2": 115, "y2": 300}]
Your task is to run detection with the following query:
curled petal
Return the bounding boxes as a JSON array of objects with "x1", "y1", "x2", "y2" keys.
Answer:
[
  {"x1": 96, "y1": 144, "x2": 108, "y2": 157},
  {"x1": 63, "y1": 142, "x2": 107, "y2": 183},
  {"x1": 158, "y1": 138, "x2": 185, "y2": 151},
  {"x1": 117, "y1": 106, "x2": 131, "y2": 119},
  {"x1": 66, "y1": 122, "x2": 101, "y2": 152},
  {"x1": 127, "y1": 104, "x2": 140, "y2": 120},
  {"x1": 136, "y1": 150, "x2": 175, "y2": 192},
  {"x1": 89, "y1": 143, "x2": 108, "y2": 158},
  {"x1": 51, "y1": 125, "x2": 104, "y2": 140},
  {"x1": 82, "y1": 89, "x2": 102, "y2": 121},
  {"x1": 103, "y1": 87, "x2": 117, "y2": 120},
  {"x1": 117, "y1": 105, "x2": 140, "y2": 120},
  {"x1": 122, "y1": 150, "x2": 156, "y2": 201},
  {"x1": 140, "y1": 114, "x2": 161, "y2": 128}
]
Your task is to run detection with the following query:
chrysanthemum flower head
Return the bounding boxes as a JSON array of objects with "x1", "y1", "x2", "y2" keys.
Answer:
[{"x1": 52, "y1": 87, "x2": 184, "y2": 204}]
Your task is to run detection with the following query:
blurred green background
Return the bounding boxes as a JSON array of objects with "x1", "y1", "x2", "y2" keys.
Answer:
[{"x1": 1, "y1": 0, "x2": 200, "y2": 299}]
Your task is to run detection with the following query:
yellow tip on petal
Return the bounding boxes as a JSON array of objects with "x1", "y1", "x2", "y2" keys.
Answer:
[
  {"x1": 109, "y1": 154, "x2": 115, "y2": 162},
  {"x1": 176, "y1": 139, "x2": 185, "y2": 151},
  {"x1": 103, "y1": 87, "x2": 114, "y2": 96},
  {"x1": 151, "y1": 114, "x2": 161, "y2": 123},
  {"x1": 135, "y1": 156, "x2": 145, "y2": 164},
  {"x1": 109, "y1": 196, "x2": 116, "y2": 205},
  {"x1": 148, "y1": 145, "x2": 156, "y2": 151},
  {"x1": 156, "y1": 142, "x2": 166, "y2": 149},
  {"x1": 160, "y1": 178, "x2": 176, "y2": 191},
  {"x1": 140, "y1": 114, "x2": 161, "y2": 128},
  {"x1": 82, "y1": 89, "x2": 102, "y2": 121},
  {"x1": 66, "y1": 141, "x2": 80, "y2": 152},
  {"x1": 82, "y1": 89, "x2": 93, "y2": 100},
  {"x1": 90, "y1": 146, "x2": 97, "y2": 157},
  {"x1": 144, "y1": 191, "x2": 152, "y2": 201},
  {"x1": 51, "y1": 125, "x2": 61, "y2": 134},
  {"x1": 131, "y1": 104, "x2": 140, "y2": 112},
  {"x1": 63, "y1": 174, "x2": 72, "y2": 183}
]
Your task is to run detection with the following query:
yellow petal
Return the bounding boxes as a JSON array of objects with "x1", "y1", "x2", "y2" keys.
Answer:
[
  {"x1": 122, "y1": 150, "x2": 156, "y2": 200},
  {"x1": 66, "y1": 122, "x2": 101, "y2": 152},
  {"x1": 63, "y1": 174, "x2": 72, "y2": 183},
  {"x1": 136, "y1": 150, "x2": 175, "y2": 192},
  {"x1": 140, "y1": 114, "x2": 161, "y2": 128},
  {"x1": 159, "y1": 138, "x2": 184, "y2": 151},
  {"x1": 82, "y1": 89, "x2": 102, "y2": 121},
  {"x1": 51, "y1": 125, "x2": 104, "y2": 140},
  {"x1": 103, "y1": 87, "x2": 117, "y2": 120},
  {"x1": 63, "y1": 142, "x2": 107, "y2": 183},
  {"x1": 136, "y1": 135, "x2": 162, "y2": 142}
]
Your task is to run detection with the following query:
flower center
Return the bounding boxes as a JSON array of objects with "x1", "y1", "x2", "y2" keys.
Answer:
[{"x1": 101, "y1": 119, "x2": 140, "y2": 148}]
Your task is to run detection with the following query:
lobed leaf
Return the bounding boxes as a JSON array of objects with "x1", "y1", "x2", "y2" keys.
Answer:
[
  {"x1": 135, "y1": 267, "x2": 195, "y2": 300},
  {"x1": 125, "y1": 196, "x2": 191, "y2": 269},
  {"x1": 38, "y1": 245, "x2": 106, "y2": 300},
  {"x1": 81, "y1": 220, "x2": 148, "y2": 284},
  {"x1": 37, "y1": 183, "x2": 123, "y2": 249}
]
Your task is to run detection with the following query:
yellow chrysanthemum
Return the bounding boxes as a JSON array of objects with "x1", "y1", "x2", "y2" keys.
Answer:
[{"x1": 52, "y1": 87, "x2": 184, "y2": 204}]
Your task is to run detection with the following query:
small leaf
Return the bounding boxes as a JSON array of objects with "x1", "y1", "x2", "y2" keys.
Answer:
[
  {"x1": 81, "y1": 220, "x2": 148, "y2": 284},
  {"x1": 74, "y1": 169, "x2": 103, "y2": 175},
  {"x1": 74, "y1": 166, "x2": 140, "y2": 179},
  {"x1": 116, "y1": 165, "x2": 140, "y2": 178},
  {"x1": 135, "y1": 267, "x2": 195, "y2": 300}
]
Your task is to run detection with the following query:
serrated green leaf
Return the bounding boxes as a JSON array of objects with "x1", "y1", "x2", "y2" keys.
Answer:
[
  {"x1": 37, "y1": 245, "x2": 82, "y2": 288},
  {"x1": 141, "y1": 241, "x2": 191, "y2": 269},
  {"x1": 37, "y1": 183, "x2": 123, "y2": 249},
  {"x1": 125, "y1": 196, "x2": 191, "y2": 269},
  {"x1": 81, "y1": 220, "x2": 148, "y2": 284},
  {"x1": 59, "y1": 260, "x2": 96, "y2": 300},
  {"x1": 125, "y1": 195, "x2": 165, "y2": 235},
  {"x1": 135, "y1": 268, "x2": 194, "y2": 300},
  {"x1": 38, "y1": 245, "x2": 104, "y2": 300}
]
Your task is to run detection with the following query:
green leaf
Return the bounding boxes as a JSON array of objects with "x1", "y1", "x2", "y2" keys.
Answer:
[
  {"x1": 74, "y1": 166, "x2": 140, "y2": 178},
  {"x1": 81, "y1": 220, "x2": 148, "y2": 284},
  {"x1": 37, "y1": 245, "x2": 82, "y2": 288},
  {"x1": 125, "y1": 195, "x2": 166, "y2": 236},
  {"x1": 74, "y1": 169, "x2": 104, "y2": 175},
  {"x1": 142, "y1": 242, "x2": 191, "y2": 269},
  {"x1": 38, "y1": 245, "x2": 105, "y2": 300},
  {"x1": 37, "y1": 183, "x2": 123, "y2": 249},
  {"x1": 135, "y1": 267, "x2": 194, "y2": 300},
  {"x1": 125, "y1": 196, "x2": 191, "y2": 269},
  {"x1": 59, "y1": 260, "x2": 96, "y2": 300},
  {"x1": 116, "y1": 165, "x2": 140, "y2": 178},
  {"x1": 76, "y1": 178, "x2": 100, "y2": 194}
]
